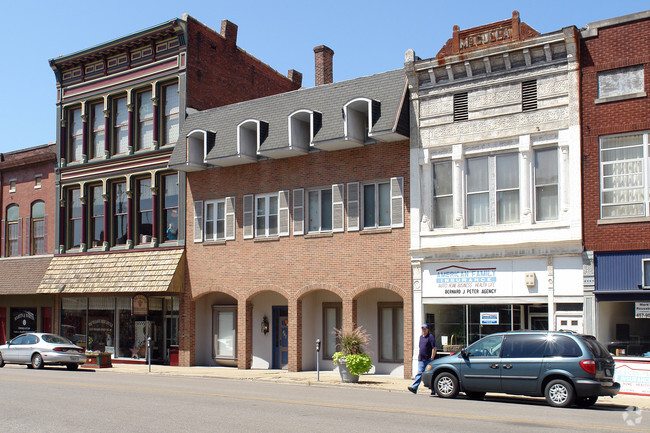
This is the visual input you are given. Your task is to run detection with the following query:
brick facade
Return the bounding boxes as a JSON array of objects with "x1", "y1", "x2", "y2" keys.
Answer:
[
  {"x1": 185, "y1": 140, "x2": 413, "y2": 377},
  {"x1": 581, "y1": 15, "x2": 650, "y2": 252}
]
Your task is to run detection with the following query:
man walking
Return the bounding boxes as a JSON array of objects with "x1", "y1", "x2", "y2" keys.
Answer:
[{"x1": 408, "y1": 324, "x2": 437, "y2": 394}]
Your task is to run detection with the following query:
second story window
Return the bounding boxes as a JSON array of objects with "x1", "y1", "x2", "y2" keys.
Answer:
[
  {"x1": 600, "y1": 133, "x2": 647, "y2": 219},
  {"x1": 68, "y1": 189, "x2": 82, "y2": 249},
  {"x1": 534, "y1": 148, "x2": 558, "y2": 221},
  {"x1": 162, "y1": 174, "x2": 179, "y2": 242},
  {"x1": 5, "y1": 204, "x2": 20, "y2": 257},
  {"x1": 136, "y1": 178, "x2": 153, "y2": 243},
  {"x1": 363, "y1": 181, "x2": 391, "y2": 229},
  {"x1": 113, "y1": 182, "x2": 127, "y2": 246},
  {"x1": 68, "y1": 107, "x2": 83, "y2": 162},
  {"x1": 90, "y1": 102, "x2": 105, "y2": 159},
  {"x1": 307, "y1": 188, "x2": 332, "y2": 233},
  {"x1": 113, "y1": 96, "x2": 128, "y2": 155},
  {"x1": 433, "y1": 161, "x2": 453, "y2": 228},
  {"x1": 137, "y1": 90, "x2": 154, "y2": 150},
  {"x1": 205, "y1": 199, "x2": 225, "y2": 241},
  {"x1": 162, "y1": 83, "x2": 179, "y2": 146},
  {"x1": 89, "y1": 185, "x2": 104, "y2": 248},
  {"x1": 256, "y1": 194, "x2": 279, "y2": 237},
  {"x1": 30, "y1": 201, "x2": 45, "y2": 255}
]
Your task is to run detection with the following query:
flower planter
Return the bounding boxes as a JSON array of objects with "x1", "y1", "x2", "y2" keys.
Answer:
[
  {"x1": 337, "y1": 359, "x2": 359, "y2": 383},
  {"x1": 85, "y1": 354, "x2": 112, "y2": 368}
]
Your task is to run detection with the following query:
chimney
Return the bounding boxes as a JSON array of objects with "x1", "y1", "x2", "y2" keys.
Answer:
[
  {"x1": 220, "y1": 20, "x2": 238, "y2": 45},
  {"x1": 313, "y1": 45, "x2": 334, "y2": 86},
  {"x1": 288, "y1": 69, "x2": 303, "y2": 88}
]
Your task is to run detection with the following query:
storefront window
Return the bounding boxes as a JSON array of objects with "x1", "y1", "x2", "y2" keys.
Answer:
[
  {"x1": 88, "y1": 298, "x2": 115, "y2": 353},
  {"x1": 424, "y1": 304, "x2": 467, "y2": 348},
  {"x1": 598, "y1": 301, "x2": 650, "y2": 357},
  {"x1": 468, "y1": 304, "x2": 520, "y2": 344},
  {"x1": 117, "y1": 297, "x2": 136, "y2": 358},
  {"x1": 61, "y1": 298, "x2": 87, "y2": 348}
]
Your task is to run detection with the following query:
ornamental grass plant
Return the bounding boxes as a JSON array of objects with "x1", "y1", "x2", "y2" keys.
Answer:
[{"x1": 332, "y1": 326, "x2": 373, "y2": 376}]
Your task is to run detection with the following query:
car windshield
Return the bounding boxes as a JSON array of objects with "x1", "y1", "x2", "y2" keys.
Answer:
[
  {"x1": 580, "y1": 335, "x2": 611, "y2": 358},
  {"x1": 41, "y1": 334, "x2": 74, "y2": 345}
]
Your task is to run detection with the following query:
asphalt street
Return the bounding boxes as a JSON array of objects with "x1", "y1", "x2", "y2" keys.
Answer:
[{"x1": 0, "y1": 365, "x2": 647, "y2": 433}]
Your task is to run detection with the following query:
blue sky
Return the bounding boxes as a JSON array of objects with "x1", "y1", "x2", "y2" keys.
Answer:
[{"x1": 1, "y1": 1, "x2": 647, "y2": 154}]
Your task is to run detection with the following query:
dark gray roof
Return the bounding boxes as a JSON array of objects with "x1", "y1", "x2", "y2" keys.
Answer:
[{"x1": 169, "y1": 69, "x2": 408, "y2": 167}]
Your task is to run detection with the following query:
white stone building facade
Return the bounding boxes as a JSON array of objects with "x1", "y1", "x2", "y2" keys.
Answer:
[{"x1": 405, "y1": 13, "x2": 584, "y2": 371}]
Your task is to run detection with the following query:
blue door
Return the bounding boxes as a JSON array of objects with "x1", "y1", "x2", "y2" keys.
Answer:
[{"x1": 272, "y1": 306, "x2": 288, "y2": 369}]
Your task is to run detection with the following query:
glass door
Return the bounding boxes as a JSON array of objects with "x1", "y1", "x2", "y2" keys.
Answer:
[{"x1": 212, "y1": 305, "x2": 237, "y2": 362}]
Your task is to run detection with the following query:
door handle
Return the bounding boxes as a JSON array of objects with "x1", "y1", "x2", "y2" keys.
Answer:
[
  {"x1": 502, "y1": 364, "x2": 513, "y2": 369},
  {"x1": 490, "y1": 363, "x2": 500, "y2": 369}
]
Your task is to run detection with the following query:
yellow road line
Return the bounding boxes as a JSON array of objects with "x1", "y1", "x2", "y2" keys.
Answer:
[{"x1": 1, "y1": 376, "x2": 645, "y2": 432}]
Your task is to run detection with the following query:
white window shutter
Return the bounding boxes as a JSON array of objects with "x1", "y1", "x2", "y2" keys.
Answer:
[
  {"x1": 391, "y1": 176, "x2": 404, "y2": 228},
  {"x1": 293, "y1": 188, "x2": 304, "y2": 236},
  {"x1": 243, "y1": 194, "x2": 254, "y2": 239},
  {"x1": 225, "y1": 196, "x2": 236, "y2": 240},
  {"x1": 193, "y1": 200, "x2": 204, "y2": 243},
  {"x1": 279, "y1": 190, "x2": 290, "y2": 237},
  {"x1": 347, "y1": 182, "x2": 359, "y2": 232},
  {"x1": 332, "y1": 183, "x2": 344, "y2": 233}
]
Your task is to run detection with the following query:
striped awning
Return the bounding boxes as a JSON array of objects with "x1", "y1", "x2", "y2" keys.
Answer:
[{"x1": 37, "y1": 249, "x2": 184, "y2": 294}]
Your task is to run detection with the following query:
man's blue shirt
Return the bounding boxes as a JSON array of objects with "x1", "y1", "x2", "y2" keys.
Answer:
[{"x1": 418, "y1": 333, "x2": 437, "y2": 361}]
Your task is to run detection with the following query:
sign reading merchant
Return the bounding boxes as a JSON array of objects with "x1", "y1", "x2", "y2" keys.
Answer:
[
  {"x1": 132, "y1": 295, "x2": 148, "y2": 316},
  {"x1": 11, "y1": 308, "x2": 37, "y2": 338}
]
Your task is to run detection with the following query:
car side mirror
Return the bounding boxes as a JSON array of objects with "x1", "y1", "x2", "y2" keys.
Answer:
[{"x1": 460, "y1": 348, "x2": 468, "y2": 358}]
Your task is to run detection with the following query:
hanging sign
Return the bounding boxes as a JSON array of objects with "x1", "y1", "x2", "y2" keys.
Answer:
[{"x1": 132, "y1": 295, "x2": 148, "y2": 315}]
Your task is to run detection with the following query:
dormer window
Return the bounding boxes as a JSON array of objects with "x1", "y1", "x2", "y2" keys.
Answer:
[
  {"x1": 239, "y1": 119, "x2": 268, "y2": 156},
  {"x1": 344, "y1": 98, "x2": 376, "y2": 143},
  {"x1": 186, "y1": 129, "x2": 210, "y2": 169},
  {"x1": 289, "y1": 110, "x2": 321, "y2": 151}
]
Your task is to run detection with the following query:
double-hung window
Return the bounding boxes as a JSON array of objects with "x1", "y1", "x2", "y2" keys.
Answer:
[
  {"x1": 68, "y1": 107, "x2": 83, "y2": 162},
  {"x1": 256, "y1": 194, "x2": 279, "y2": 237},
  {"x1": 90, "y1": 102, "x2": 105, "y2": 159},
  {"x1": 136, "y1": 178, "x2": 153, "y2": 243},
  {"x1": 5, "y1": 204, "x2": 19, "y2": 256},
  {"x1": 136, "y1": 90, "x2": 153, "y2": 150},
  {"x1": 68, "y1": 189, "x2": 82, "y2": 249},
  {"x1": 113, "y1": 182, "x2": 128, "y2": 246},
  {"x1": 113, "y1": 96, "x2": 128, "y2": 154},
  {"x1": 600, "y1": 133, "x2": 648, "y2": 218},
  {"x1": 30, "y1": 201, "x2": 45, "y2": 255},
  {"x1": 466, "y1": 153, "x2": 520, "y2": 226},
  {"x1": 162, "y1": 83, "x2": 179, "y2": 146},
  {"x1": 433, "y1": 161, "x2": 453, "y2": 228},
  {"x1": 89, "y1": 185, "x2": 104, "y2": 248},
  {"x1": 205, "y1": 199, "x2": 226, "y2": 241},
  {"x1": 162, "y1": 174, "x2": 179, "y2": 242},
  {"x1": 534, "y1": 148, "x2": 559, "y2": 221},
  {"x1": 307, "y1": 188, "x2": 332, "y2": 233},
  {"x1": 363, "y1": 181, "x2": 391, "y2": 229}
]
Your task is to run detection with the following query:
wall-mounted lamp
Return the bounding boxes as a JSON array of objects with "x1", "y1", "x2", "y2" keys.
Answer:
[{"x1": 261, "y1": 315, "x2": 269, "y2": 335}]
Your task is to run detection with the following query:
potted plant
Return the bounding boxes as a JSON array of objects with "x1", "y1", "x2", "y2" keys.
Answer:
[{"x1": 332, "y1": 326, "x2": 373, "y2": 383}]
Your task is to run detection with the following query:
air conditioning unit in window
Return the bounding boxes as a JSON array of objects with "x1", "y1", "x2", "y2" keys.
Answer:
[{"x1": 525, "y1": 272, "x2": 536, "y2": 287}]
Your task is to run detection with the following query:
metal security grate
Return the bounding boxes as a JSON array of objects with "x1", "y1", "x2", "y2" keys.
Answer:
[
  {"x1": 522, "y1": 80, "x2": 537, "y2": 111},
  {"x1": 453, "y1": 92, "x2": 468, "y2": 121}
]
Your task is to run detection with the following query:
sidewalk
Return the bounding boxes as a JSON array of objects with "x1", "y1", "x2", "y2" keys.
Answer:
[{"x1": 99, "y1": 363, "x2": 650, "y2": 409}]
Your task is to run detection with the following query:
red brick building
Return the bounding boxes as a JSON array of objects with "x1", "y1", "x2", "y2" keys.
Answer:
[
  {"x1": 580, "y1": 10, "x2": 650, "y2": 355},
  {"x1": 0, "y1": 143, "x2": 57, "y2": 344},
  {"x1": 170, "y1": 53, "x2": 413, "y2": 376},
  {"x1": 38, "y1": 16, "x2": 301, "y2": 365}
]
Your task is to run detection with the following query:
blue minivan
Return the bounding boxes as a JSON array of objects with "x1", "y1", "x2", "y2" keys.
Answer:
[{"x1": 422, "y1": 330, "x2": 620, "y2": 408}]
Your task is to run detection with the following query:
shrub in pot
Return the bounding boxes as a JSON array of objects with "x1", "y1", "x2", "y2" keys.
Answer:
[{"x1": 332, "y1": 326, "x2": 373, "y2": 382}]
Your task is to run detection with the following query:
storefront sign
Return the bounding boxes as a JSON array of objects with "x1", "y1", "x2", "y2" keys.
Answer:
[
  {"x1": 132, "y1": 295, "x2": 148, "y2": 315},
  {"x1": 434, "y1": 265, "x2": 499, "y2": 296},
  {"x1": 614, "y1": 360, "x2": 650, "y2": 396},
  {"x1": 10, "y1": 308, "x2": 37, "y2": 338},
  {"x1": 480, "y1": 312, "x2": 499, "y2": 325},
  {"x1": 635, "y1": 302, "x2": 650, "y2": 319}
]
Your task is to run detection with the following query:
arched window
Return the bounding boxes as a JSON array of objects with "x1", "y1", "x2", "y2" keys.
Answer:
[
  {"x1": 31, "y1": 201, "x2": 46, "y2": 255},
  {"x1": 5, "y1": 204, "x2": 19, "y2": 256}
]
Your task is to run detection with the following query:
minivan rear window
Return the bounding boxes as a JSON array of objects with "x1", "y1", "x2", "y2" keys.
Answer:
[
  {"x1": 544, "y1": 335, "x2": 582, "y2": 357},
  {"x1": 502, "y1": 334, "x2": 547, "y2": 358},
  {"x1": 580, "y1": 336, "x2": 611, "y2": 358}
]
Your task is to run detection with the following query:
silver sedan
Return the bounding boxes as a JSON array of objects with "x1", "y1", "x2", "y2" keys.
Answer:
[{"x1": 0, "y1": 333, "x2": 87, "y2": 370}]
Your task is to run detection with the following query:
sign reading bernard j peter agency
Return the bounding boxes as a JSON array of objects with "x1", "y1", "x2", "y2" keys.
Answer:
[{"x1": 422, "y1": 259, "x2": 547, "y2": 298}]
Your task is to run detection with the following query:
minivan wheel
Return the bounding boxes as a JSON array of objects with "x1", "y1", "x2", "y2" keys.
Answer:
[
  {"x1": 466, "y1": 392, "x2": 486, "y2": 400},
  {"x1": 31, "y1": 353, "x2": 44, "y2": 370},
  {"x1": 434, "y1": 372, "x2": 459, "y2": 399},
  {"x1": 0, "y1": 352, "x2": 4, "y2": 368},
  {"x1": 576, "y1": 396, "x2": 598, "y2": 408},
  {"x1": 545, "y1": 379, "x2": 574, "y2": 408}
]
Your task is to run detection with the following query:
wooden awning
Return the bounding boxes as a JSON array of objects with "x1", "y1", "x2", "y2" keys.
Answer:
[{"x1": 38, "y1": 249, "x2": 184, "y2": 294}]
